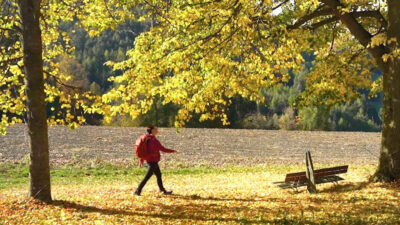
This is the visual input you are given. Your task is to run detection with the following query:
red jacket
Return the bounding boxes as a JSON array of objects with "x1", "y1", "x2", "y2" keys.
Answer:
[{"x1": 143, "y1": 134, "x2": 175, "y2": 163}]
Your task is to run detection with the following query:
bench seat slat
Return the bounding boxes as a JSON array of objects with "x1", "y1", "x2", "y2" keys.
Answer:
[
  {"x1": 284, "y1": 165, "x2": 348, "y2": 183},
  {"x1": 315, "y1": 175, "x2": 344, "y2": 184},
  {"x1": 278, "y1": 176, "x2": 344, "y2": 189}
]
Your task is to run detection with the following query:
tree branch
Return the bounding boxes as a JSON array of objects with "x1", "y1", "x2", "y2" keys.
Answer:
[
  {"x1": 310, "y1": 11, "x2": 387, "y2": 30},
  {"x1": 0, "y1": 56, "x2": 23, "y2": 65},
  {"x1": 272, "y1": 0, "x2": 290, "y2": 11},
  {"x1": 44, "y1": 71, "x2": 83, "y2": 90},
  {"x1": 142, "y1": 0, "x2": 176, "y2": 28},
  {"x1": 352, "y1": 10, "x2": 388, "y2": 29},
  {"x1": 0, "y1": 27, "x2": 13, "y2": 31},
  {"x1": 330, "y1": 24, "x2": 337, "y2": 52},
  {"x1": 310, "y1": 16, "x2": 338, "y2": 30},
  {"x1": 103, "y1": 0, "x2": 117, "y2": 22},
  {"x1": 287, "y1": 5, "x2": 387, "y2": 31},
  {"x1": 250, "y1": 43, "x2": 266, "y2": 61},
  {"x1": 161, "y1": 0, "x2": 241, "y2": 59},
  {"x1": 203, "y1": 26, "x2": 241, "y2": 58},
  {"x1": 180, "y1": 0, "x2": 222, "y2": 8},
  {"x1": 287, "y1": 7, "x2": 334, "y2": 30},
  {"x1": 320, "y1": 0, "x2": 389, "y2": 67}
]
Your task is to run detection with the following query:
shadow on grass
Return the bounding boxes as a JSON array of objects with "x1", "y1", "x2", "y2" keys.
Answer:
[
  {"x1": 272, "y1": 181, "x2": 372, "y2": 195},
  {"x1": 380, "y1": 180, "x2": 400, "y2": 191},
  {"x1": 50, "y1": 200, "x2": 288, "y2": 224},
  {"x1": 318, "y1": 181, "x2": 371, "y2": 193},
  {"x1": 51, "y1": 200, "x2": 134, "y2": 216},
  {"x1": 166, "y1": 193, "x2": 271, "y2": 202},
  {"x1": 47, "y1": 187, "x2": 400, "y2": 225}
]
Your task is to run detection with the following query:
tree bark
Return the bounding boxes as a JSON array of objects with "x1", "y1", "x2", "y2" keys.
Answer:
[
  {"x1": 322, "y1": 0, "x2": 400, "y2": 181},
  {"x1": 18, "y1": 0, "x2": 52, "y2": 201},
  {"x1": 374, "y1": 0, "x2": 400, "y2": 181}
]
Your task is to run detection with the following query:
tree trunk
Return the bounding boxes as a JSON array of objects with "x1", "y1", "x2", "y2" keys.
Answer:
[
  {"x1": 18, "y1": 0, "x2": 52, "y2": 201},
  {"x1": 374, "y1": 0, "x2": 400, "y2": 181}
]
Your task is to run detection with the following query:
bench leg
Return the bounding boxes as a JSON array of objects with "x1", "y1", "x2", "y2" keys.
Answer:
[
  {"x1": 290, "y1": 182, "x2": 296, "y2": 192},
  {"x1": 306, "y1": 152, "x2": 317, "y2": 193},
  {"x1": 294, "y1": 180, "x2": 303, "y2": 193},
  {"x1": 333, "y1": 180, "x2": 340, "y2": 186}
]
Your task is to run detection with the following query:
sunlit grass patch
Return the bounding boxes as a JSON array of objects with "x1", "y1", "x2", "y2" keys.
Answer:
[{"x1": 1, "y1": 164, "x2": 399, "y2": 224}]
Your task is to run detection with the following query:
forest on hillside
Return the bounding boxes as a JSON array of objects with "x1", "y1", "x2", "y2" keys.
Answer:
[{"x1": 58, "y1": 20, "x2": 382, "y2": 132}]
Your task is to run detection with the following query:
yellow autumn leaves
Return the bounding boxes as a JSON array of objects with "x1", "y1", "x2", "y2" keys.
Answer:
[
  {"x1": 0, "y1": 0, "x2": 137, "y2": 134},
  {"x1": 1, "y1": 165, "x2": 399, "y2": 224},
  {"x1": 0, "y1": 0, "x2": 392, "y2": 133},
  {"x1": 104, "y1": 0, "x2": 309, "y2": 127},
  {"x1": 103, "y1": 0, "x2": 385, "y2": 127}
]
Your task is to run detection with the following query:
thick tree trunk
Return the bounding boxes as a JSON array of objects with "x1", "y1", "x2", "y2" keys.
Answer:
[
  {"x1": 18, "y1": 0, "x2": 52, "y2": 201},
  {"x1": 323, "y1": 0, "x2": 400, "y2": 181},
  {"x1": 374, "y1": 0, "x2": 400, "y2": 181}
]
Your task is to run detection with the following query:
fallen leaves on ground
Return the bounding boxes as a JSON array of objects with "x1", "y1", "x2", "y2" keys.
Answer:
[{"x1": 1, "y1": 165, "x2": 399, "y2": 224}]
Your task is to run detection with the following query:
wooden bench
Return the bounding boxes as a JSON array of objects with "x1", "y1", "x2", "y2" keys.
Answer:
[{"x1": 276, "y1": 151, "x2": 348, "y2": 193}]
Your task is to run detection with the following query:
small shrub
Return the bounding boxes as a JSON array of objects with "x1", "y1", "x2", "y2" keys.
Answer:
[
  {"x1": 279, "y1": 107, "x2": 297, "y2": 130},
  {"x1": 18, "y1": 154, "x2": 31, "y2": 165},
  {"x1": 268, "y1": 114, "x2": 280, "y2": 129},
  {"x1": 238, "y1": 114, "x2": 279, "y2": 130},
  {"x1": 297, "y1": 106, "x2": 332, "y2": 131}
]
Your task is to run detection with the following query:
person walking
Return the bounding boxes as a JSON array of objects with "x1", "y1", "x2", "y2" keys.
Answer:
[{"x1": 135, "y1": 126, "x2": 177, "y2": 196}]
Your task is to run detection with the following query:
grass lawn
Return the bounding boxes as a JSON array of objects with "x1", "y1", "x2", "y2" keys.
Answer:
[{"x1": 1, "y1": 163, "x2": 399, "y2": 224}]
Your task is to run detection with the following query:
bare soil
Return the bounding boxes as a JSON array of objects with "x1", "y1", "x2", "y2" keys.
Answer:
[{"x1": 0, "y1": 124, "x2": 381, "y2": 167}]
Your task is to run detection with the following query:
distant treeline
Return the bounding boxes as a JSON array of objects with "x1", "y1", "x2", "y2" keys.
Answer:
[{"x1": 60, "y1": 20, "x2": 382, "y2": 132}]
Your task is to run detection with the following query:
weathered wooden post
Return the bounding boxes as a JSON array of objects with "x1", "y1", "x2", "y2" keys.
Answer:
[{"x1": 305, "y1": 151, "x2": 317, "y2": 193}]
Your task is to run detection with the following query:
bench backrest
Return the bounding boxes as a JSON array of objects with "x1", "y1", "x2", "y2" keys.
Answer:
[
  {"x1": 314, "y1": 165, "x2": 348, "y2": 178},
  {"x1": 285, "y1": 171, "x2": 307, "y2": 182},
  {"x1": 285, "y1": 165, "x2": 348, "y2": 182}
]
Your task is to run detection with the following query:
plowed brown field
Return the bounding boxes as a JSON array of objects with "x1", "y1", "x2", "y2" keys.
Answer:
[{"x1": 0, "y1": 125, "x2": 381, "y2": 167}]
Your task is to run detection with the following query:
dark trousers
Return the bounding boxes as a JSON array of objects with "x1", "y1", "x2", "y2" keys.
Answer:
[{"x1": 136, "y1": 162, "x2": 165, "y2": 193}]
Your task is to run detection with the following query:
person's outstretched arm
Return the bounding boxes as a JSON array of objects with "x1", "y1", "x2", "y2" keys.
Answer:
[{"x1": 155, "y1": 139, "x2": 176, "y2": 153}]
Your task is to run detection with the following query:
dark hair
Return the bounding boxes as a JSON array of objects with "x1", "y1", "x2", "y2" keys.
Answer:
[{"x1": 147, "y1": 126, "x2": 155, "y2": 134}]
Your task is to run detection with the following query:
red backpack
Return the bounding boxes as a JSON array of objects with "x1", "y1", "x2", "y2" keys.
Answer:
[{"x1": 134, "y1": 134, "x2": 150, "y2": 159}]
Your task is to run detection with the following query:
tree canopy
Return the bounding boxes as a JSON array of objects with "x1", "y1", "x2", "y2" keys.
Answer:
[
  {"x1": 1, "y1": 0, "x2": 388, "y2": 131},
  {"x1": 104, "y1": 0, "x2": 383, "y2": 127}
]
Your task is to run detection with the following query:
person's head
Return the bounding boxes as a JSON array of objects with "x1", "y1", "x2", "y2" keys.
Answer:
[{"x1": 147, "y1": 126, "x2": 158, "y2": 136}]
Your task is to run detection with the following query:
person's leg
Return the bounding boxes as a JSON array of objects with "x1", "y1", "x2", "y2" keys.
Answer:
[
  {"x1": 153, "y1": 162, "x2": 166, "y2": 192},
  {"x1": 135, "y1": 162, "x2": 155, "y2": 195}
]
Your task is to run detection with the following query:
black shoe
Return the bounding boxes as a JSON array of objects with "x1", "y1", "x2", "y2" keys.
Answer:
[
  {"x1": 134, "y1": 190, "x2": 141, "y2": 196},
  {"x1": 161, "y1": 190, "x2": 173, "y2": 195}
]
